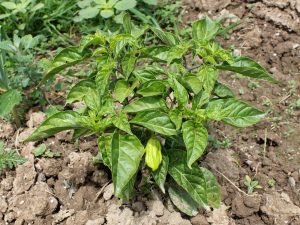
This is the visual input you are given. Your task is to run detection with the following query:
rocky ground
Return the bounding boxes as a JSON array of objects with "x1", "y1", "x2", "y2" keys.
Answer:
[{"x1": 0, "y1": 1, "x2": 300, "y2": 225}]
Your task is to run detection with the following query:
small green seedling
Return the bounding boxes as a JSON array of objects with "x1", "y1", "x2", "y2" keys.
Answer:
[
  {"x1": 32, "y1": 144, "x2": 60, "y2": 158},
  {"x1": 244, "y1": 175, "x2": 262, "y2": 194},
  {"x1": 267, "y1": 179, "x2": 276, "y2": 188},
  {"x1": 0, "y1": 140, "x2": 26, "y2": 170}
]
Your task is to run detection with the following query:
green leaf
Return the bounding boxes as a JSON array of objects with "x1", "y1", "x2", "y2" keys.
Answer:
[
  {"x1": 134, "y1": 66, "x2": 164, "y2": 83},
  {"x1": 143, "y1": 0, "x2": 157, "y2": 5},
  {"x1": 123, "y1": 96, "x2": 166, "y2": 113},
  {"x1": 217, "y1": 57, "x2": 278, "y2": 83},
  {"x1": 151, "y1": 27, "x2": 177, "y2": 45},
  {"x1": 97, "y1": 135, "x2": 112, "y2": 169},
  {"x1": 100, "y1": 9, "x2": 114, "y2": 18},
  {"x1": 168, "y1": 184, "x2": 199, "y2": 216},
  {"x1": 111, "y1": 132, "x2": 144, "y2": 197},
  {"x1": 122, "y1": 53, "x2": 137, "y2": 78},
  {"x1": 0, "y1": 89, "x2": 22, "y2": 117},
  {"x1": 168, "y1": 149, "x2": 221, "y2": 208},
  {"x1": 79, "y1": 7, "x2": 99, "y2": 19},
  {"x1": 110, "y1": 34, "x2": 136, "y2": 56},
  {"x1": 197, "y1": 66, "x2": 218, "y2": 95},
  {"x1": 113, "y1": 79, "x2": 138, "y2": 102},
  {"x1": 137, "y1": 80, "x2": 167, "y2": 97},
  {"x1": 206, "y1": 98, "x2": 266, "y2": 127},
  {"x1": 1, "y1": 2, "x2": 16, "y2": 10},
  {"x1": 123, "y1": 13, "x2": 132, "y2": 33},
  {"x1": 0, "y1": 144, "x2": 26, "y2": 170},
  {"x1": 192, "y1": 91, "x2": 210, "y2": 110},
  {"x1": 66, "y1": 80, "x2": 96, "y2": 104},
  {"x1": 42, "y1": 47, "x2": 91, "y2": 83},
  {"x1": 213, "y1": 82, "x2": 235, "y2": 98},
  {"x1": 131, "y1": 110, "x2": 177, "y2": 136},
  {"x1": 182, "y1": 75, "x2": 202, "y2": 94},
  {"x1": 112, "y1": 112, "x2": 132, "y2": 134},
  {"x1": 182, "y1": 121, "x2": 208, "y2": 168},
  {"x1": 152, "y1": 154, "x2": 169, "y2": 193},
  {"x1": 31, "y1": 3, "x2": 44, "y2": 12},
  {"x1": 26, "y1": 111, "x2": 85, "y2": 141},
  {"x1": 32, "y1": 144, "x2": 47, "y2": 157},
  {"x1": 169, "y1": 75, "x2": 189, "y2": 107},
  {"x1": 96, "y1": 61, "x2": 116, "y2": 95},
  {"x1": 169, "y1": 109, "x2": 182, "y2": 130},
  {"x1": 146, "y1": 44, "x2": 190, "y2": 64},
  {"x1": 192, "y1": 17, "x2": 221, "y2": 42},
  {"x1": 114, "y1": 0, "x2": 137, "y2": 11}
]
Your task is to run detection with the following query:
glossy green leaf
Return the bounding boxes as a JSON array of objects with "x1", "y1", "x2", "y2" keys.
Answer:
[
  {"x1": 100, "y1": 9, "x2": 114, "y2": 18},
  {"x1": 123, "y1": 13, "x2": 132, "y2": 33},
  {"x1": 168, "y1": 184, "x2": 199, "y2": 216},
  {"x1": 110, "y1": 34, "x2": 136, "y2": 56},
  {"x1": 192, "y1": 17, "x2": 221, "y2": 42},
  {"x1": 206, "y1": 98, "x2": 266, "y2": 127},
  {"x1": 182, "y1": 75, "x2": 202, "y2": 94},
  {"x1": 153, "y1": 154, "x2": 169, "y2": 193},
  {"x1": 1, "y1": 2, "x2": 16, "y2": 10},
  {"x1": 137, "y1": 80, "x2": 167, "y2": 97},
  {"x1": 131, "y1": 110, "x2": 177, "y2": 136},
  {"x1": 168, "y1": 149, "x2": 221, "y2": 208},
  {"x1": 111, "y1": 132, "x2": 144, "y2": 197},
  {"x1": 134, "y1": 66, "x2": 165, "y2": 83},
  {"x1": 26, "y1": 111, "x2": 85, "y2": 141},
  {"x1": 213, "y1": 82, "x2": 235, "y2": 98},
  {"x1": 123, "y1": 96, "x2": 166, "y2": 113},
  {"x1": 122, "y1": 53, "x2": 137, "y2": 78},
  {"x1": 169, "y1": 75, "x2": 189, "y2": 107},
  {"x1": 79, "y1": 7, "x2": 99, "y2": 19},
  {"x1": 97, "y1": 135, "x2": 112, "y2": 169},
  {"x1": 169, "y1": 109, "x2": 182, "y2": 130},
  {"x1": 112, "y1": 112, "x2": 132, "y2": 134},
  {"x1": 217, "y1": 57, "x2": 278, "y2": 83},
  {"x1": 113, "y1": 79, "x2": 138, "y2": 103},
  {"x1": 192, "y1": 91, "x2": 210, "y2": 110},
  {"x1": 96, "y1": 61, "x2": 116, "y2": 95},
  {"x1": 79, "y1": 33, "x2": 106, "y2": 51},
  {"x1": 197, "y1": 66, "x2": 218, "y2": 95},
  {"x1": 42, "y1": 47, "x2": 91, "y2": 83},
  {"x1": 151, "y1": 27, "x2": 177, "y2": 45},
  {"x1": 146, "y1": 43, "x2": 191, "y2": 64},
  {"x1": 66, "y1": 80, "x2": 96, "y2": 104},
  {"x1": 0, "y1": 89, "x2": 22, "y2": 117},
  {"x1": 114, "y1": 0, "x2": 137, "y2": 10},
  {"x1": 182, "y1": 121, "x2": 208, "y2": 168}
]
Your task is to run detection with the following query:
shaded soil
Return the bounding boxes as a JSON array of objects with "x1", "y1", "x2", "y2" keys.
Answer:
[{"x1": 0, "y1": 1, "x2": 300, "y2": 224}]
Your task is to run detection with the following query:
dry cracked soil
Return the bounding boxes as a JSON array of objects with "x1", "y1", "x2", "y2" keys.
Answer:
[{"x1": 0, "y1": 0, "x2": 300, "y2": 224}]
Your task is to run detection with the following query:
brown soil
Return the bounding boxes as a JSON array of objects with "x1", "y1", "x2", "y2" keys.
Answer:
[{"x1": 1, "y1": 1, "x2": 300, "y2": 224}]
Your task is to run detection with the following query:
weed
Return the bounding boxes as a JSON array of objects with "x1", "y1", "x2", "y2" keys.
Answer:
[
  {"x1": 0, "y1": 140, "x2": 26, "y2": 170},
  {"x1": 244, "y1": 175, "x2": 262, "y2": 194}
]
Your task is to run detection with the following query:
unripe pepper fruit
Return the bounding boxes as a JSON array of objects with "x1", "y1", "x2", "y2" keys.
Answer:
[{"x1": 145, "y1": 136, "x2": 162, "y2": 171}]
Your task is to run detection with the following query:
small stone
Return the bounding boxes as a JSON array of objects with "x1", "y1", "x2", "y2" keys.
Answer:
[
  {"x1": 288, "y1": 177, "x2": 296, "y2": 187},
  {"x1": 191, "y1": 214, "x2": 209, "y2": 225},
  {"x1": 91, "y1": 170, "x2": 108, "y2": 185},
  {"x1": 147, "y1": 200, "x2": 164, "y2": 216},
  {"x1": 4, "y1": 211, "x2": 16, "y2": 223},
  {"x1": 26, "y1": 111, "x2": 46, "y2": 128},
  {"x1": 85, "y1": 218, "x2": 105, "y2": 225},
  {"x1": 132, "y1": 201, "x2": 146, "y2": 212},
  {"x1": 103, "y1": 183, "x2": 114, "y2": 201},
  {"x1": 0, "y1": 197, "x2": 7, "y2": 213},
  {"x1": 38, "y1": 158, "x2": 62, "y2": 177},
  {"x1": 0, "y1": 177, "x2": 14, "y2": 191}
]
